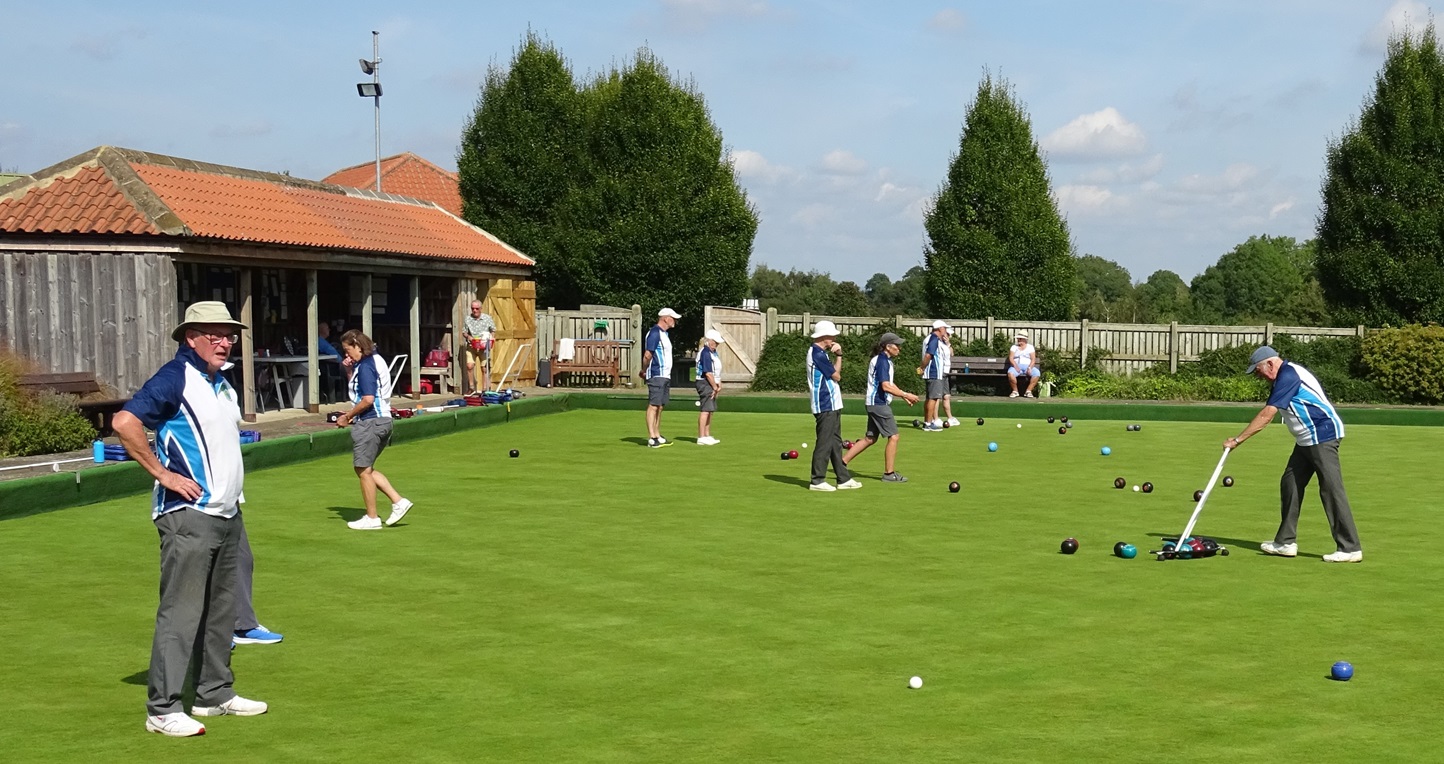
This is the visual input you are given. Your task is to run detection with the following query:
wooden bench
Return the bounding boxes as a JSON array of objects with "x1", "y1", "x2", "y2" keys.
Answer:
[
  {"x1": 948, "y1": 356, "x2": 1013, "y2": 394},
  {"x1": 550, "y1": 339, "x2": 623, "y2": 387},
  {"x1": 18, "y1": 372, "x2": 131, "y2": 436}
]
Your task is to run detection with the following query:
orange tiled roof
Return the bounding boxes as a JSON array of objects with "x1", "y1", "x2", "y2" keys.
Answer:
[
  {"x1": 322, "y1": 153, "x2": 463, "y2": 217},
  {"x1": 0, "y1": 165, "x2": 158, "y2": 235},
  {"x1": 0, "y1": 147, "x2": 531, "y2": 268}
]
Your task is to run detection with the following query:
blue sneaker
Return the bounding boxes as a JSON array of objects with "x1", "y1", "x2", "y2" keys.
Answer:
[{"x1": 233, "y1": 625, "x2": 283, "y2": 645}]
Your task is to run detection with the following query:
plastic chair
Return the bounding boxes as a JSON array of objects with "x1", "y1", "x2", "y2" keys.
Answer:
[{"x1": 387, "y1": 354, "x2": 407, "y2": 384}]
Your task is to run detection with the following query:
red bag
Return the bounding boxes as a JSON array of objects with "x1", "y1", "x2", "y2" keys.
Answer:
[{"x1": 424, "y1": 349, "x2": 451, "y2": 368}]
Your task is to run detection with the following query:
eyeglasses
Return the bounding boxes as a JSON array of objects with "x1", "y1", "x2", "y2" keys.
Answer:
[{"x1": 198, "y1": 332, "x2": 240, "y2": 345}]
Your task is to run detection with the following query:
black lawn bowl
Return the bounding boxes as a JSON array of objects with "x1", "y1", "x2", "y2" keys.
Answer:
[
  {"x1": 1141, "y1": 482, "x2": 1154, "y2": 494},
  {"x1": 948, "y1": 481, "x2": 961, "y2": 493},
  {"x1": 1193, "y1": 489, "x2": 1204, "y2": 502},
  {"x1": 509, "y1": 449, "x2": 520, "y2": 458},
  {"x1": 1222, "y1": 476, "x2": 1234, "y2": 487},
  {"x1": 1060, "y1": 537, "x2": 1079, "y2": 555},
  {"x1": 976, "y1": 418, "x2": 985, "y2": 426},
  {"x1": 1058, "y1": 427, "x2": 1067, "y2": 435},
  {"x1": 1113, "y1": 477, "x2": 1127, "y2": 489}
]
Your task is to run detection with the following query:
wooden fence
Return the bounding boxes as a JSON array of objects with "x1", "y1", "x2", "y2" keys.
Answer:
[
  {"x1": 535, "y1": 305, "x2": 644, "y2": 382},
  {"x1": 731, "y1": 308, "x2": 1370, "y2": 385}
]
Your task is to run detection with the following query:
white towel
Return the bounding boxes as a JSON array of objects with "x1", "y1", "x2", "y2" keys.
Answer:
[{"x1": 558, "y1": 337, "x2": 576, "y2": 361}]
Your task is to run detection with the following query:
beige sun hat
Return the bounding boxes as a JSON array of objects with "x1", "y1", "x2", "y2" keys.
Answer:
[{"x1": 172, "y1": 301, "x2": 247, "y2": 342}]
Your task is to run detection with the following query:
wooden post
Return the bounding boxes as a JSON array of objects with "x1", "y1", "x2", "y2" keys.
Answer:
[
  {"x1": 895, "y1": 314, "x2": 904, "y2": 329},
  {"x1": 629, "y1": 304, "x2": 644, "y2": 386},
  {"x1": 802, "y1": 312, "x2": 812, "y2": 334},
  {"x1": 986, "y1": 316, "x2": 995, "y2": 341},
  {"x1": 361, "y1": 273, "x2": 373, "y2": 338},
  {"x1": 451, "y1": 279, "x2": 466, "y2": 395},
  {"x1": 1357, "y1": 324, "x2": 1366, "y2": 339},
  {"x1": 1265, "y1": 322, "x2": 1275, "y2": 346},
  {"x1": 1169, "y1": 321, "x2": 1179, "y2": 374},
  {"x1": 305, "y1": 268, "x2": 319, "y2": 413},
  {"x1": 1080, "y1": 319, "x2": 1089, "y2": 367},
  {"x1": 765, "y1": 307, "x2": 778, "y2": 338},
  {"x1": 239, "y1": 268, "x2": 256, "y2": 422},
  {"x1": 409, "y1": 275, "x2": 421, "y2": 401}
]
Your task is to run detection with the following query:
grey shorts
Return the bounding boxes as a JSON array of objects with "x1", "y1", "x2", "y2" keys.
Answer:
[
  {"x1": 695, "y1": 380, "x2": 717, "y2": 412},
  {"x1": 648, "y1": 377, "x2": 671, "y2": 407},
  {"x1": 865, "y1": 405, "x2": 898, "y2": 439},
  {"x1": 926, "y1": 378, "x2": 949, "y2": 400},
  {"x1": 352, "y1": 416, "x2": 393, "y2": 468}
]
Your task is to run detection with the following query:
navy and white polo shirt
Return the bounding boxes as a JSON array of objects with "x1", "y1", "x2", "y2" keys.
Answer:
[
  {"x1": 645, "y1": 325, "x2": 673, "y2": 379},
  {"x1": 122, "y1": 345, "x2": 245, "y2": 519},
  {"x1": 866, "y1": 353, "x2": 894, "y2": 407},
  {"x1": 923, "y1": 333, "x2": 951, "y2": 379},
  {"x1": 349, "y1": 353, "x2": 394, "y2": 421},
  {"x1": 1267, "y1": 361, "x2": 1345, "y2": 446},
  {"x1": 807, "y1": 344, "x2": 843, "y2": 414},
  {"x1": 697, "y1": 346, "x2": 722, "y2": 383}
]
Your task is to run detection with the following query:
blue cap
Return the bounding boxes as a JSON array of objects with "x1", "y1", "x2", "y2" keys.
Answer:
[{"x1": 1246, "y1": 345, "x2": 1279, "y2": 374}]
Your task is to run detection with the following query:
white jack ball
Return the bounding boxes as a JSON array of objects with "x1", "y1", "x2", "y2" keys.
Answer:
[{"x1": 908, "y1": 676, "x2": 923, "y2": 689}]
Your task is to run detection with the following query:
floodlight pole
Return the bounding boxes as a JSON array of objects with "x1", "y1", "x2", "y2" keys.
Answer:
[{"x1": 371, "y1": 31, "x2": 381, "y2": 192}]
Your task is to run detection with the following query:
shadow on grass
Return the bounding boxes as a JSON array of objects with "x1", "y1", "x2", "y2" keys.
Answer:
[
  {"x1": 618, "y1": 437, "x2": 650, "y2": 446},
  {"x1": 121, "y1": 669, "x2": 148, "y2": 686},
  {"x1": 1143, "y1": 532, "x2": 1324, "y2": 559},
  {"x1": 763, "y1": 474, "x2": 812, "y2": 488},
  {"x1": 328, "y1": 506, "x2": 367, "y2": 523}
]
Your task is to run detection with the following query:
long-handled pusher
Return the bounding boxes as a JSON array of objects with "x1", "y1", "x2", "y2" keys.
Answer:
[{"x1": 1151, "y1": 447, "x2": 1233, "y2": 561}]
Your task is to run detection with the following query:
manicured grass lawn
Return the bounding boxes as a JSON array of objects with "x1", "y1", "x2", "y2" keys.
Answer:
[{"x1": 2, "y1": 406, "x2": 1439, "y2": 762}]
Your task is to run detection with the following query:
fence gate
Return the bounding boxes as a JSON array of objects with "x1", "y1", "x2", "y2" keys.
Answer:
[{"x1": 702, "y1": 306, "x2": 764, "y2": 387}]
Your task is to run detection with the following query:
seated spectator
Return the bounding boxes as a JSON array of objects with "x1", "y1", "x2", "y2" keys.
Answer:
[
  {"x1": 1008, "y1": 332, "x2": 1041, "y2": 398},
  {"x1": 317, "y1": 322, "x2": 340, "y2": 358}
]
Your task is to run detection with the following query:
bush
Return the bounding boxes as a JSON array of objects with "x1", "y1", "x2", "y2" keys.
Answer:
[
  {"x1": 1059, "y1": 370, "x2": 1268, "y2": 402},
  {"x1": 1361, "y1": 325, "x2": 1444, "y2": 403},
  {"x1": 0, "y1": 350, "x2": 98, "y2": 457},
  {"x1": 1178, "y1": 334, "x2": 1395, "y2": 403}
]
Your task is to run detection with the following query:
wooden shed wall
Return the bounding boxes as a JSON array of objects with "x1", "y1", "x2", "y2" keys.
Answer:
[{"x1": 0, "y1": 250, "x2": 176, "y2": 396}]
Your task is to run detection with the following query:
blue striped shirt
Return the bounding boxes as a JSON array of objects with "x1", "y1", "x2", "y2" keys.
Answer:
[
  {"x1": 807, "y1": 344, "x2": 843, "y2": 414},
  {"x1": 1266, "y1": 361, "x2": 1344, "y2": 446},
  {"x1": 866, "y1": 353, "x2": 893, "y2": 406},
  {"x1": 349, "y1": 354, "x2": 393, "y2": 421},
  {"x1": 122, "y1": 345, "x2": 245, "y2": 519},
  {"x1": 697, "y1": 347, "x2": 721, "y2": 382},
  {"x1": 923, "y1": 334, "x2": 950, "y2": 379},
  {"x1": 645, "y1": 325, "x2": 672, "y2": 378}
]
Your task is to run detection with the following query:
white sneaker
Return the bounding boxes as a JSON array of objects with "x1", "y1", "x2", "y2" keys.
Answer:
[
  {"x1": 347, "y1": 515, "x2": 382, "y2": 530},
  {"x1": 1009, "y1": 391, "x2": 1019, "y2": 398},
  {"x1": 192, "y1": 695, "x2": 268, "y2": 717},
  {"x1": 385, "y1": 498, "x2": 413, "y2": 527},
  {"x1": 808, "y1": 482, "x2": 836, "y2": 492},
  {"x1": 946, "y1": 417, "x2": 961, "y2": 427},
  {"x1": 1323, "y1": 550, "x2": 1363, "y2": 563},
  {"x1": 836, "y1": 479, "x2": 863, "y2": 490},
  {"x1": 1260, "y1": 541, "x2": 1298, "y2": 557},
  {"x1": 146, "y1": 712, "x2": 205, "y2": 737},
  {"x1": 697, "y1": 436, "x2": 719, "y2": 445},
  {"x1": 1024, "y1": 391, "x2": 1035, "y2": 398}
]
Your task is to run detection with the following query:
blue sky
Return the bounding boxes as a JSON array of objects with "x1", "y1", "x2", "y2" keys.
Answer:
[{"x1": 1, "y1": 0, "x2": 1434, "y2": 287}]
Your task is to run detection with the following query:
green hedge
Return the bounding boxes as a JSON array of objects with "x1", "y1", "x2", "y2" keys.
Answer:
[
  {"x1": 0, "y1": 352, "x2": 97, "y2": 457},
  {"x1": 1361, "y1": 325, "x2": 1444, "y2": 404},
  {"x1": 751, "y1": 324, "x2": 927, "y2": 395}
]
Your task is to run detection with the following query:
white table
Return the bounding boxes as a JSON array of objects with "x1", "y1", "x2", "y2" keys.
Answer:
[{"x1": 252, "y1": 355, "x2": 338, "y2": 410}]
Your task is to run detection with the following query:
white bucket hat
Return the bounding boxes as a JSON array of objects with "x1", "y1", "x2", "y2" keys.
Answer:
[
  {"x1": 704, "y1": 329, "x2": 725, "y2": 344},
  {"x1": 811, "y1": 320, "x2": 840, "y2": 339},
  {"x1": 658, "y1": 307, "x2": 682, "y2": 319},
  {"x1": 1015, "y1": 331, "x2": 1030, "y2": 341},
  {"x1": 172, "y1": 301, "x2": 246, "y2": 342},
  {"x1": 931, "y1": 319, "x2": 951, "y2": 334}
]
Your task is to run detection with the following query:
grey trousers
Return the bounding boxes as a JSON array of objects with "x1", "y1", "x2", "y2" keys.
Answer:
[
  {"x1": 234, "y1": 521, "x2": 257, "y2": 633},
  {"x1": 147, "y1": 508, "x2": 241, "y2": 716},
  {"x1": 1277, "y1": 440, "x2": 1362, "y2": 553},
  {"x1": 811, "y1": 410, "x2": 852, "y2": 485}
]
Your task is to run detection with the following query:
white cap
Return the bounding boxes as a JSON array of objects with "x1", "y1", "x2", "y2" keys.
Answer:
[
  {"x1": 705, "y1": 329, "x2": 725, "y2": 344},
  {"x1": 811, "y1": 320, "x2": 840, "y2": 338},
  {"x1": 932, "y1": 319, "x2": 951, "y2": 334},
  {"x1": 658, "y1": 307, "x2": 682, "y2": 319}
]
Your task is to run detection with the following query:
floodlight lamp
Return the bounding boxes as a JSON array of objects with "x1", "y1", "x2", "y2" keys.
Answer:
[
  {"x1": 359, "y1": 58, "x2": 375, "y2": 75},
  {"x1": 356, "y1": 82, "x2": 382, "y2": 98}
]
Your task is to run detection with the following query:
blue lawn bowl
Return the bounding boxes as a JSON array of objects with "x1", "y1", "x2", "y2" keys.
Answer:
[
  {"x1": 1121, "y1": 544, "x2": 1138, "y2": 559},
  {"x1": 1101, "y1": 446, "x2": 1112, "y2": 456},
  {"x1": 987, "y1": 442, "x2": 998, "y2": 452},
  {"x1": 1331, "y1": 661, "x2": 1354, "y2": 681}
]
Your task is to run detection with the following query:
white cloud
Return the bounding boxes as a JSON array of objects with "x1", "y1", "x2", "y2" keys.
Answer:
[
  {"x1": 1054, "y1": 185, "x2": 1117, "y2": 214},
  {"x1": 731, "y1": 149, "x2": 797, "y2": 184},
  {"x1": 927, "y1": 9, "x2": 966, "y2": 33},
  {"x1": 790, "y1": 203, "x2": 834, "y2": 227},
  {"x1": 1269, "y1": 199, "x2": 1295, "y2": 219},
  {"x1": 1175, "y1": 163, "x2": 1260, "y2": 195},
  {"x1": 819, "y1": 149, "x2": 868, "y2": 175},
  {"x1": 1362, "y1": 0, "x2": 1432, "y2": 55},
  {"x1": 1040, "y1": 107, "x2": 1148, "y2": 160},
  {"x1": 1077, "y1": 154, "x2": 1165, "y2": 185},
  {"x1": 651, "y1": 0, "x2": 779, "y2": 33}
]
